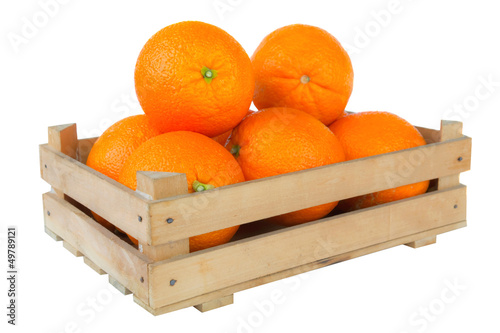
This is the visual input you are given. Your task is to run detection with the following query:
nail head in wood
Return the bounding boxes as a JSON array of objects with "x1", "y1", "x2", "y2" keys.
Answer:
[
  {"x1": 166, "y1": 218, "x2": 174, "y2": 224},
  {"x1": 138, "y1": 216, "x2": 142, "y2": 222},
  {"x1": 140, "y1": 277, "x2": 144, "y2": 283},
  {"x1": 47, "y1": 210, "x2": 51, "y2": 216},
  {"x1": 454, "y1": 204, "x2": 458, "y2": 209},
  {"x1": 457, "y1": 156, "x2": 463, "y2": 162},
  {"x1": 170, "y1": 279, "x2": 177, "y2": 286}
]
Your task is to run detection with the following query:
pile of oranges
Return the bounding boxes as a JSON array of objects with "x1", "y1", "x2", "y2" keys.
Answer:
[{"x1": 86, "y1": 21, "x2": 429, "y2": 252}]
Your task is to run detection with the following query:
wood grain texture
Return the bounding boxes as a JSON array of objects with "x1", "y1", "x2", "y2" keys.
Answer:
[
  {"x1": 109, "y1": 276, "x2": 132, "y2": 295},
  {"x1": 40, "y1": 144, "x2": 151, "y2": 244},
  {"x1": 194, "y1": 294, "x2": 233, "y2": 313},
  {"x1": 148, "y1": 136, "x2": 471, "y2": 244},
  {"x1": 136, "y1": 172, "x2": 190, "y2": 262},
  {"x1": 138, "y1": 221, "x2": 465, "y2": 315},
  {"x1": 43, "y1": 192, "x2": 151, "y2": 303},
  {"x1": 84, "y1": 257, "x2": 106, "y2": 275},
  {"x1": 438, "y1": 120, "x2": 465, "y2": 190},
  {"x1": 76, "y1": 137, "x2": 98, "y2": 164},
  {"x1": 149, "y1": 185, "x2": 467, "y2": 308},
  {"x1": 406, "y1": 236, "x2": 437, "y2": 248},
  {"x1": 415, "y1": 126, "x2": 441, "y2": 144},
  {"x1": 48, "y1": 123, "x2": 77, "y2": 159}
]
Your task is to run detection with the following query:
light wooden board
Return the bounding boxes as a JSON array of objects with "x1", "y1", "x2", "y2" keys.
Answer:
[
  {"x1": 415, "y1": 126, "x2": 441, "y2": 144},
  {"x1": 84, "y1": 257, "x2": 106, "y2": 275},
  {"x1": 136, "y1": 171, "x2": 190, "y2": 262},
  {"x1": 137, "y1": 220, "x2": 465, "y2": 315},
  {"x1": 109, "y1": 276, "x2": 132, "y2": 295},
  {"x1": 194, "y1": 294, "x2": 234, "y2": 313},
  {"x1": 438, "y1": 120, "x2": 464, "y2": 190},
  {"x1": 40, "y1": 144, "x2": 151, "y2": 244},
  {"x1": 77, "y1": 137, "x2": 98, "y2": 164},
  {"x1": 43, "y1": 192, "x2": 151, "y2": 303},
  {"x1": 148, "y1": 136, "x2": 471, "y2": 244},
  {"x1": 148, "y1": 185, "x2": 466, "y2": 308}
]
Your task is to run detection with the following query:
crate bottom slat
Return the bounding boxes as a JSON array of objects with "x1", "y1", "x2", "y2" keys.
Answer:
[
  {"x1": 43, "y1": 192, "x2": 151, "y2": 304},
  {"x1": 133, "y1": 220, "x2": 465, "y2": 316},
  {"x1": 42, "y1": 186, "x2": 467, "y2": 315}
]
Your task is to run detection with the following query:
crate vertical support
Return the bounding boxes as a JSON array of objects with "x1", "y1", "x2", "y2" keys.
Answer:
[
  {"x1": 46, "y1": 124, "x2": 83, "y2": 254},
  {"x1": 405, "y1": 120, "x2": 464, "y2": 249},
  {"x1": 136, "y1": 171, "x2": 191, "y2": 260},
  {"x1": 437, "y1": 120, "x2": 463, "y2": 190},
  {"x1": 135, "y1": 171, "x2": 234, "y2": 312}
]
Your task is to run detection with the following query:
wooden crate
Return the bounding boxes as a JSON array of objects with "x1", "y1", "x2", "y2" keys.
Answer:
[{"x1": 39, "y1": 119, "x2": 471, "y2": 315}]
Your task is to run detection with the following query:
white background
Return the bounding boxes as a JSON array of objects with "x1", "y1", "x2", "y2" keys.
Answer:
[{"x1": 1, "y1": 0, "x2": 499, "y2": 332}]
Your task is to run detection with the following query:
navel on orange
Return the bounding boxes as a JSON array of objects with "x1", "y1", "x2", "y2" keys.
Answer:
[{"x1": 251, "y1": 24, "x2": 353, "y2": 125}]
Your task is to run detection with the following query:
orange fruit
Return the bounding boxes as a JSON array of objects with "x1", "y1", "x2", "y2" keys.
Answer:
[
  {"x1": 86, "y1": 115, "x2": 161, "y2": 230},
  {"x1": 211, "y1": 109, "x2": 255, "y2": 146},
  {"x1": 329, "y1": 111, "x2": 430, "y2": 211},
  {"x1": 251, "y1": 24, "x2": 353, "y2": 125},
  {"x1": 118, "y1": 131, "x2": 245, "y2": 252},
  {"x1": 134, "y1": 21, "x2": 254, "y2": 137},
  {"x1": 226, "y1": 107, "x2": 346, "y2": 226}
]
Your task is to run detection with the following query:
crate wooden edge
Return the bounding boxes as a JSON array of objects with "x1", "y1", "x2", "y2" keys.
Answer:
[
  {"x1": 40, "y1": 121, "x2": 471, "y2": 246},
  {"x1": 147, "y1": 184, "x2": 466, "y2": 308},
  {"x1": 43, "y1": 191, "x2": 151, "y2": 303},
  {"x1": 135, "y1": 220, "x2": 466, "y2": 316},
  {"x1": 148, "y1": 135, "x2": 470, "y2": 244},
  {"x1": 42, "y1": 184, "x2": 466, "y2": 315}
]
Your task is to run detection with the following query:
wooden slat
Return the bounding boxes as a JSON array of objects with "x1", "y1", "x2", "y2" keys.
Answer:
[
  {"x1": 138, "y1": 220, "x2": 466, "y2": 315},
  {"x1": 148, "y1": 185, "x2": 466, "y2": 308},
  {"x1": 415, "y1": 126, "x2": 441, "y2": 144},
  {"x1": 63, "y1": 241, "x2": 83, "y2": 257},
  {"x1": 47, "y1": 124, "x2": 78, "y2": 199},
  {"x1": 48, "y1": 123, "x2": 77, "y2": 159},
  {"x1": 84, "y1": 257, "x2": 106, "y2": 275},
  {"x1": 40, "y1": 144, "x2": 151, "y2": 244},
  {"x1": 76, "y1": 137, "x2": 98, "y2": 164},
  {"x1": 43, "y1": 192, "x2": 151, "y2": 303},
  {"x1": 136, "y1": 172, "x2": 190, "y2": 262},
  {"x1": 406, "y1": 236, "x2": 437, "y2": 248},
  {"x1": 109, "y1": 276, "x2": 132, "y2": 295},
  {"x1": 45, "y1": 226, "x2": 62, "y2": 241},
  {"x1": 148, "y1": 136, "x2": 471, "y2": 244},
  {"x1": 194, "y1": 294, "x2": 233, "y2": 313},
  {"x1": 438, "y1": 120, "x2": 464, "y2": 190}
]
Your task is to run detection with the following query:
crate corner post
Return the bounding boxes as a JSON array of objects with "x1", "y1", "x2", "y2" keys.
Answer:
[
  {"x1": 405, "y1": 119, "x2": 465, "y2": 249},
  {"x1": 136, "y1": 170, "x2": 235, "y2": 313}
]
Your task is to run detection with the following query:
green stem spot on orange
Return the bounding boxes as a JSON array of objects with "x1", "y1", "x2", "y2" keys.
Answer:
[
  {"x1": 230, "y1": 145, "x2": 241, "y2": 158},
  {"x1": 193, "y1": 180, "x2": 215, "y2": 192},
  {"x1": 201, "y1": 66, "x2": 218, "y2": 84},
  {"x1": 300, "y1": 75, "x2": 310, "y2": 84}
]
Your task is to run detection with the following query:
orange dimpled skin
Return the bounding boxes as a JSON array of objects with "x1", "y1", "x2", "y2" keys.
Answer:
[
  {"x1": 134, "y1": 21, "x2": 255, "y2": 137},
  {"x1": 86, "y1": 115, "x2": 161, "y2": 230},
  {"x1": 329, "y1": 111, "x2": 430, "y2": 211},
  {"x1": 118, "y1": 131, "x2": 245, "y2": 252},
  {"x1": 251, "y1": 24, "x2": 354, "y2": 125},
  {"x1": 226, "y1": 107, "x2": 346, "y2": 226}
]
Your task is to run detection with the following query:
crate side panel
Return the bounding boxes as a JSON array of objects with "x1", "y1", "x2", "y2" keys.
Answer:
[
  {"x1": 144, "y1": 220, "x2": 465, "y2": 315},
  {"x1": 149, "y1": 185, "x2": 466, "y2": 308},
  {"x1": 40, "y1": 144, "x2": 151, "y2": 243},
  {"x1": 43, "y1": 192, "x2": 151, "y2": 303},
  {"x1": 149, "y1": 137, "x2": 471, "y2": 244}
]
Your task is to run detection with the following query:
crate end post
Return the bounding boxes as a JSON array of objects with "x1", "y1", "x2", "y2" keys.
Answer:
[{"x1": 405, "y1": 119, "x2": 464, "y2": 249}]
